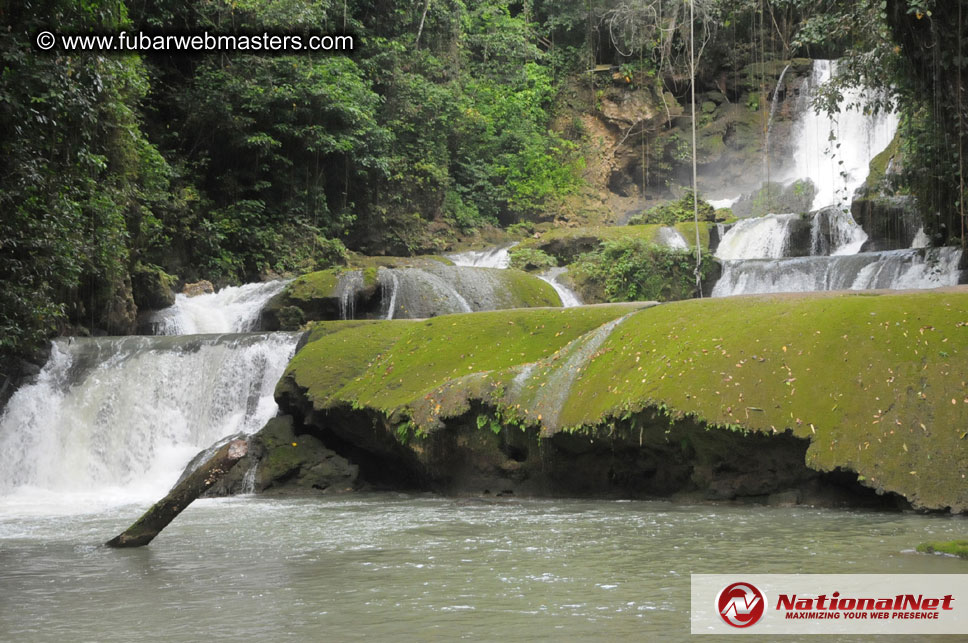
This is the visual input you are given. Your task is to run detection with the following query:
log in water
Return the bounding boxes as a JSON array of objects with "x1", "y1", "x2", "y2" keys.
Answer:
[{"x1": 106, "y1": 439, "x2": 248, "y2": 548}]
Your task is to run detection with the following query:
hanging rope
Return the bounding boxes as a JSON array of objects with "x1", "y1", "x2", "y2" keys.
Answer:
[{"x1": 689, "y1": 0, "x2": 703, "y2": 297}]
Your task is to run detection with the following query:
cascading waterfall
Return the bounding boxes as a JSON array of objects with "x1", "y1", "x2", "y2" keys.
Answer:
[
  {"x1": 336, "y1": 271, "x2": 365, "y2": 320},
  {"x1": 656, "y1": 226, "x2": 690, "y2": 250},
  {"x1": 810, "y1": 206, "x2": 869, "y2": 256},
  {"x1": 450, "y1": 243, "x2": 582, "y2": 308},
  {"x1": 538, "y1": 267, "x2": 582, "y2": 308},
  {"x1": 714, "y1": 213, "x2": 806, "y2": 260},
  {"x1": 713, "y1": 247, "x2": 963, "y2": 295},
  {"x1": 446, "y1": 242, "x2": 519, "y2": 269},
  {"x1": 148, "y1": 280, "x2": 288, "y2": 335},
  {"x1": 764, "y1": 63, "x2": 791, "y2": 178},
  {"x1": 786, "y1": 59, "x2": 899, "y2": 211},
  {"x1": 0, "y1": 332, "x2": 299, "y2": 511},
  {"x1": 710, "y1": 59, "x2": 963, "y2": 296}
]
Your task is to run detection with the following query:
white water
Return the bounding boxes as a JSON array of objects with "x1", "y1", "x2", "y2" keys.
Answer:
[
  {"x1": 148, "y1": 280, "x2": 288, "y2": 334},
  {"x1": 715, "y1": 213, "x2": 804, "y2": 260},
  {"x1": 378, "y1": 267, "x2": 473, "y2": 319},
  {"x1": 786, "y1": 59, "x2": 899, "y2": 211},
  {"x1": 538, "y1": 267, "x2": 583, "y2": 307},
  {"x1": 446, "y1": 242, "x2": 519, "y2": 269},
  {"x1": 911, "y1": 227, "x2": 931, "y2": 249},
  {"x1": 764, "y1": 63, "x2": 792, "y2": 176},
  {"x1": 707, "y1": 196, "x2": 740, "y2": 209},
  {"x1": 0, "y1": 333, "x2": 300, "y2": 514},
  {"x1": 656, "y1": 226, "x2": 690, "y2": 250},
  {"x1": 811, "y1": 206, "x2": 869, "y2": 256},
  {"x1": 713, "y1": 247, "x2": 963, "y2": 296}
]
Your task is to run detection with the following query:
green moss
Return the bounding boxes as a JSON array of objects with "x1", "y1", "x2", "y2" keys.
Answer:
[
  {"x1": 517, "y1": 223, "x2": 715, "y2": 264},
  {"x1": 499, "y1": 269, "x2": 561, "y2": 307},
  {"x1": 287, "y1": 269, "x2": 341, "y2": 302},
  {"x1": 282, "y1": 304, "x2": 645, "y2": 413},
  {"x1": 508, "y1": 247, "x2": 557, "y2": 271},
  {"x1": 565, "y1": 291, "x2": 968, "y2": 510},
  {"x1": 864, "y1": 132, "x2": 900, "y2": 192},
  {"x1": 280, "y1": 320, "x2": 412, "y2": 405},
  {"x1": 916, "y1": 540, "x2": 968, "y2": 559},
  {"x1": 347, "y1": 255, "x2": 454, "y2": 269},
  {"x1": 280, "y1": 289, "x2": 968, "y2": 511}
]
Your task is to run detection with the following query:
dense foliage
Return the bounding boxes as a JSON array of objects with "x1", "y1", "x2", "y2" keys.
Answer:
[
  {"x1": 2, "y1": 0, "x2": 965, "y2": 368},
  {"x1": 626, "y1": 190, "x2": 717, "y2": 225},
  {"x1": 571, "y1": 238, "x2": 716, "y2": 302}
]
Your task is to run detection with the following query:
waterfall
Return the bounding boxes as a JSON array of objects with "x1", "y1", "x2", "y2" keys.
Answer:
[
  {"x1": 786, "y1": 60, "x2": 899, "y2": 211},
  {"x1": 714, "y1": 213, "x2": 806, "y2": 260},
  {"x1": 911, "y1": 228, "x2": 931, "y2": 249},
  {"x1": 376, "y1": 262, "x2": 568, "y2": 319},
  {"x1": 538, "y1": 267, "x2": 582, "y2": 307},
  {"x1": 810, "y1": 206, "x2": 869, "y2": 256},
  {"x1": 336, "y1": 271, "x2": 365, "y2": 320},
  {"x1": 377, "y1": 267, "x2": 472, "y2": 319},
  {"x1": 148, "y1": 280, "x2": 288, "y2": 335},
  {"x1": 0, "y1": 332, "x2": 299, "y2": 510},
  {"x1": 764, "y1": 63, "x2": 791, "y2": 177},
  {"x1": 446, "y1": 242, "x2": 519, "y2": 269},
  {"x1": 712, "y1": 247, "x2": 963, "y2": 296},
  {"x1": 656, "y1": 226, "x2": 690, "y2": 250}
]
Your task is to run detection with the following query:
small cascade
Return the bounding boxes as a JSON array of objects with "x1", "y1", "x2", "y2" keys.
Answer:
[
  {"x1": 911, "y1": 228, "x2": 931, "y2": 249},
  {"x1": 714, "y1": 213, "x2": 806, "y2": 260},
  {"x1": 379, "y1": 269, "x2": 400, "y2": 320},
  {"x1": 708, "y1": 196, "x2": 740, "y2": 210},
  {"x1": 538, "y1": 267, "x2": 582, "y2": 308},
  {"x1": 0, "y1": 332, "x2": 299, "y2": 508},
  {"x1": 656, "y1": 226, "x2": 690, "y2": 250},
  {"x1": 764, "y1": 63, "x2": 791, "y2": 176},
  {"x1": 335, "y1": 271, "x2": 365, "y2": 320},
  {"x1": 712, "y1": 247, "x2": 963, "y2": 296},
  {"x1": 786, "y1": 59, "x2": 899, "y2": 211},
  {"x1": 377, "y1": 267, "x2": 472, "y2": 319},
  {"x1": 148, "y1": 280, "x2": 288, "y2": 335},
  {"x1": 810, "y1": 206, "x2": 869, "y2": 256},
  {"x1": 516, "y1": 315, "x2": 631, "y2": 428},
  {"x1": 446, "y1": 242, "x2": 519, "y2": 269}
]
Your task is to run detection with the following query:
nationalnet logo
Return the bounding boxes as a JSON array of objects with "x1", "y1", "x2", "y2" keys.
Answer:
[
  {"x1": 717, "y1": 582, "x2": 765, "y2": 627},
  {"x1": 692, "y1": 574, "x2": 968, "y2": 635}
]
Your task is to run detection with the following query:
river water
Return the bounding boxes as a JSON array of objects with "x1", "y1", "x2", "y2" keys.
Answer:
[{"x1": 1, "y1": 495, "x2": 964, "y2": 641}]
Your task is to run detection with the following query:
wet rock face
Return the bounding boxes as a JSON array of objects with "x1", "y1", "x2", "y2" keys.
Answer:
[
  {"x1": 205, "y1": 415, "x2": 359, "y2": 496},
  {"x1": 277, "y1": 401, "x2": 903, "y2": 509},
  {"x1": 853, "y1": 195, "x2": 922, "y2": 251}
]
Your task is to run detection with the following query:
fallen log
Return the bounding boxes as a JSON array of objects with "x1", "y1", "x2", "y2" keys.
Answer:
[{"x1": 106, "y1": 438, "x2": 248, "y2": 548}]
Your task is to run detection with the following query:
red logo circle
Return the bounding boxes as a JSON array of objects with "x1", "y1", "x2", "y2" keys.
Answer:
[{"x1": 717, "y1": 582, "x2": 766, "y2": 628}]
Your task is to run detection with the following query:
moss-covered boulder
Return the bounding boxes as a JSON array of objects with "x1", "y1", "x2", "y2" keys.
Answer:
[
  {"x1": 276, "y1": 289, "x2": 968, "y2": 510},
  {"x1": 204, "y1": 416, "x2": 359, "y2": 495},
  {"x1": 263, "y1": 261, "x2": 562, "y2": 329},
  {"x1": 131, "y1": 263, "x2": 176, "y2": 310}
]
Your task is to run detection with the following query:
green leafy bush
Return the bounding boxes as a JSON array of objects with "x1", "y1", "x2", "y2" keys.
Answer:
[
  {"x1": 570, "y1": 238, "x2": 715, "y2": 302},
  {"x1": 627, "y1": 190, "x2": 717, "y2": 225},
  {"x1": 508, "y1": 248, "x2": 558, "y2": 272}
]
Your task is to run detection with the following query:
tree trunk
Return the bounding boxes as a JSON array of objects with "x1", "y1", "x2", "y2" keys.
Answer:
[{"x1": 106, "y1": 439, "x2": 248, "y2": 548}]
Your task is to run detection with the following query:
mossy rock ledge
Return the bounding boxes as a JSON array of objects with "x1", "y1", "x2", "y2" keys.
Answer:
[
  {"x1": 516, "y1": 223, "x2": 716, "y2": 264},
  {"x1": 262, "y1": 262, "x2": 561, "y2": 329},
  {"x1": 271, "y1": 290, "x2": 968, "y2": 510}
]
